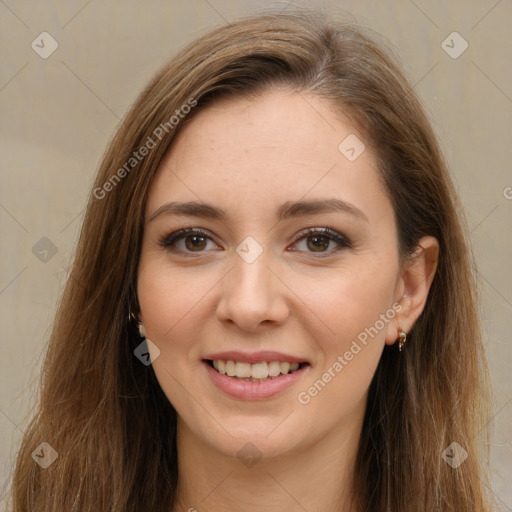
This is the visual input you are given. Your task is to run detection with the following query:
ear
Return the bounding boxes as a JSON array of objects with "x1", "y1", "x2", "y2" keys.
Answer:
[{"x1": 385, "y1": 236, "x2": 439, "y2": 346}]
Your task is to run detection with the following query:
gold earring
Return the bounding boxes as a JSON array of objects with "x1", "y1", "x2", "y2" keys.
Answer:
[
  {"x1": 397, "y1": 327, "x2": 407, "y2": 352},
  {"x1": 129, "y1": 311, "x2": 146, "y2": 338}
]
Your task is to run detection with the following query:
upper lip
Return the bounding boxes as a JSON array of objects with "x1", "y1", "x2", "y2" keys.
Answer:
[{"x1": 203, "y1": 351, "x2": 308, "y2": 364}]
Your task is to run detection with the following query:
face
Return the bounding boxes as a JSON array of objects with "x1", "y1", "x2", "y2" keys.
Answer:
[{"x1": 137, "y1": 89, "x2": 405, "y2": 460}]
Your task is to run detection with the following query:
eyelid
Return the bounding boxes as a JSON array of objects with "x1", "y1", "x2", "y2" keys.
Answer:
[
  {"x1": 159, "y1": 227, "x2": 221, "y2": 252},
  {"x1": 289, "y1": 226, "x2": 351, "y2": 247},
  {"x1": 286, "y1": 227, "x2": 352, "y2": 258}
]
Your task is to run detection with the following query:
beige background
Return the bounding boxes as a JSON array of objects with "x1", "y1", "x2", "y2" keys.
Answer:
[{"x1": 1, "y1": 0, "x2": 511, "y2": 509}]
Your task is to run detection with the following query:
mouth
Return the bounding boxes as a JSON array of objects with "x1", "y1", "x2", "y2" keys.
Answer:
[{"x1": 204, "y1": 359, "x2": 310, "y2": 383}]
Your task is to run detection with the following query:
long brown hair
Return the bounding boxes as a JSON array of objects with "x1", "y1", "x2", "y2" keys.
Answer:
[{"x1": 9, "y1": 9, "x2": 493, "y2": 511}]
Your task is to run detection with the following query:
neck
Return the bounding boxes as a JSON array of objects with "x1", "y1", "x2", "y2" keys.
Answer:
[{"x1": 172, "y1": 417, "x2": 363, "y2": 512}]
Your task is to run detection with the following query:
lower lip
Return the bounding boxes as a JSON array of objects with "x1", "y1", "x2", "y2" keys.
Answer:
[{"x1": 203, "y1": 361, "x2": 308, "y2": 400}]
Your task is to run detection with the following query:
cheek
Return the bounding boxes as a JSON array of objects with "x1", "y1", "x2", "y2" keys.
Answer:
[
  {"x1": 137, "y1": 259, "x2": 217, "y2": 344},
  {"x1": 294, "y1": 270, "x2": 395, "y2": 420},
  {"x1": 136, "y1": 260, "x2": 211, "y2": 407},
  {"x1": 295, "y1": 262, "x2": 397, "y2": 345}
]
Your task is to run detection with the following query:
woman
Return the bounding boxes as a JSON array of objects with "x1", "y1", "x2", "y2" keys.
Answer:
[{"x1": 10, "y1": 9, "x2": 493, "y2": 512}]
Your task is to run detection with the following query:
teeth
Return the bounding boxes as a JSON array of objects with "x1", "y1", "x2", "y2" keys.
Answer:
[
  {"x1": 225, "y1": 360, "x2": 236, "y2": 377},
  {"x1": 251, "y1": 362, "x2": 268, "y2": 379},
  {"x1": 268, "y1": 361, "x2": 281, "y2": 377},
  {"x1": 211, "y1": 360, "x2": 303, "y2": 379},
  {"x1": 235, "y1": 362, "x2": 252, "y2": 378}
]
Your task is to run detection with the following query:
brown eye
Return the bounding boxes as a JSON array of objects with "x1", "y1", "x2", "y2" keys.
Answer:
[
  {"x1": 289, "y1": 227, "x2": 351, "y2": 256},
  {"x1": 185, "y1": 235, "x2": 208, "y2": 251},
  {"x1": 307, "y1": 235, "x2": 331, "y2": 252},
  {"x1": 160, "y1": 227, "x2": 219, "y2": 255}
]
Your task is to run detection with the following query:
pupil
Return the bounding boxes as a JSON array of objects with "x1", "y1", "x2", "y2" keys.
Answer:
[
  {"x1": 186, "y1": 236, "x2": 206, "y2": 251},
  {"x1": 308, "y1": 236, "x2": 328, "y2": 252}
]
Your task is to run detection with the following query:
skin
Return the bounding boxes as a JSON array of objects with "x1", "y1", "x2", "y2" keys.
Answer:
[{"x1": 137, "y1": 88, "x2": 438, "y2": 512}]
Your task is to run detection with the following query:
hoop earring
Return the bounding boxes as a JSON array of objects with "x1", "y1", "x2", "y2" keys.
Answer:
[{"x1": 397, "y1": 327, "x2": 407, "y2": 352}]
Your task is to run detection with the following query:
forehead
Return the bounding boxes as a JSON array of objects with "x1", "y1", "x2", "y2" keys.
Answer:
[{"x1": 146, "y1": 90, "x2": 391, "y2": 225}]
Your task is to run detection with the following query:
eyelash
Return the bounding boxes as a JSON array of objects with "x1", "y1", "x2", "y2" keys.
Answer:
[{"x1": 158, "y1": 226, "x2": 352, "y2": 257}]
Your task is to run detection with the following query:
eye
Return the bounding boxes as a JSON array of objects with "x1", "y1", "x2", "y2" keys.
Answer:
[
  {"x1": 159, "y1": 226, "x2": 351, "y2": 257},
  {"x1": 159, "y1": 227, "x2": 220, "y2": 255},
  {"x1": 288, "y1": 227, "x2": 351, "y2": 255}
]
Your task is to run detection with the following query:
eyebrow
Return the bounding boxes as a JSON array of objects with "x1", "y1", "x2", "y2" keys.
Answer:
[{"x1": 149, "y1": 198, "x2": 369, "y2": 223}]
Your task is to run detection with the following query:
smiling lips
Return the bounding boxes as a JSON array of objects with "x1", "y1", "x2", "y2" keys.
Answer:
[
  {"x1": 211, "y1": 360, "x2": 301, "y2": 380},
  {"x1": 204, "y1": 350, "x2": 307, "y2": 380},
  {"x1": 203, "y1": 350, "x2": 310, "y2": 399}
]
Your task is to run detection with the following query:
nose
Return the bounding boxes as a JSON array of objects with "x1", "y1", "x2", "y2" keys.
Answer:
[{"x1": 215, "y1": 248, "x2": 290, "y2": 332}]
